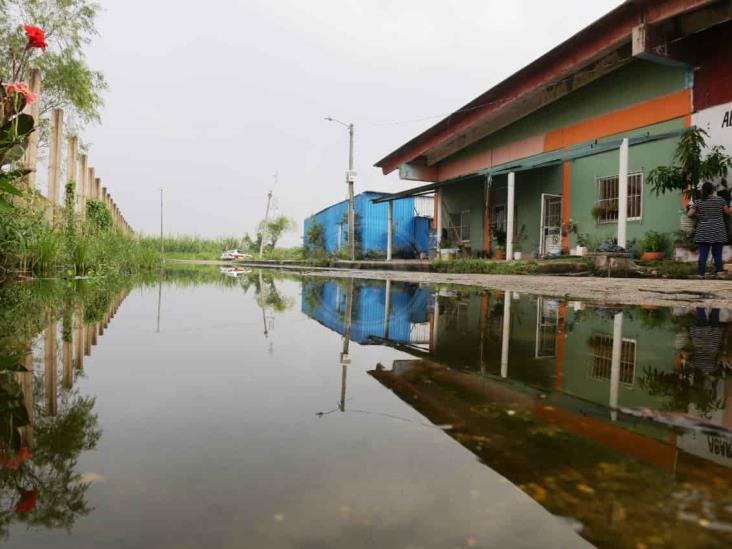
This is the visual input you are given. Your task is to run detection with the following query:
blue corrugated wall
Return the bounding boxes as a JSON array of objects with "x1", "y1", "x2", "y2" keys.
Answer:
[
  {"x1": 304, "y1": 192, "x2": 430, "y2": 256},
  {"x1": 301, "y1": 280, "x2": 433, "y2": 345}
]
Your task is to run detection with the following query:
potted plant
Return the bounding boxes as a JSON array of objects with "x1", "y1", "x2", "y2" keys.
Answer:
[
  {"x1": 439, "y1": 238, "x2": 457, "y2": 261},
  {"x1": 639, "y1": 230, "x2": 670, "y2": 261},
  {"x1": 648, "y1": 127, "x2": 732, "y2": 233},
  {"x1": 493, "y1": 229, "x2": 507, "y2": 260}
]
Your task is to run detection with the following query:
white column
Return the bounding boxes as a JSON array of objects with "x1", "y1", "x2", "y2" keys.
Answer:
[
  {"x1": 617, "y1": 138, "x2": 629, "y2": 249},
  {"x1": 436, "y1": 191, "x2": 443, "y2": 246},
  {"x1": 432, "y1": 294, "x2": 440, "y2": 352},
  {"x1": 506, "y1": 172, "x2": 516, "y2": 261},
  {"x1": 386, "y1": 200, "x2": 393, "y2": 261},
  {"x1": 383, "y1": 279, "x2": 391, "y2": 339},
  {"x1": 609, "y1": 312, "x2": 624, "y2": 421},
  {"x1": 500, "y1": 291, "x2": 512, "y2": 378}
]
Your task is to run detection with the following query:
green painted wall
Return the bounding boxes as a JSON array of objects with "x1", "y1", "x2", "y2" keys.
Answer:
[
  {"x1": 445, "y1": 59, "x2": 691, "y2": 166},
  {"x1": 442, "y1": 118, "x2": 686, "y2": 255},
  {"x1": 568, "y1": 118, "x2": 686, "y2": 251},
  {"x1": 441, "y1": 177, "x2": 485, "y2": 250}
]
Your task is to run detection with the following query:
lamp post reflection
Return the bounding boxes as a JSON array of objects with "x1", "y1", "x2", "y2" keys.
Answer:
[{"x1": 339, "y1": 278, "x2": 355, "y2": 412}]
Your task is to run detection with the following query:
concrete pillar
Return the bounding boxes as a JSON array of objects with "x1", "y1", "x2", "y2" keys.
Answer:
[
  {"x1": 66, "y1": 136, "x2": 78, "y2": 207},
  {"x1": 95, "y1": 177, "x2": 101, "y2": 201},
  {"x1": 383, "y1": 279, "x2": 391, "y2": 339},
  {"x1": 62, "y1": 331, "x2": 73, "y2": 391},
  {"x1": 47, "y1": 108, "x2": 64, "y2": 206},
  {"x1": 78, "y1": 155, "x2": 88, "y2": 217},
  {"x1": 22, "y1": 69, "x2": 41, "y2": 190},
  {"x1": 609, "y1": 312, "x2": 624, "y2": 421},
  {"x1": 436, "y1": 190, "x2": 443, "y2": 245},
  {"x1": 386, "y1": 200, "x2": 393, "y2": 261},
  {"x1": 44, "y1": 320, "x2": 57, "y2": 417},
  {"x1": 501, "y1": 291, "x2": 512, "y2": 377},
  {"x1": 74, "y1": 308, "x2": 85, "y2": 370},
  {"x1": 617, "y1": 138, "x2": 629, "y2": 249},
  {"x1": 506, "y1": 172, "x2": 516, "y2": 261},
  {"x1": 87, "y1": 167, "x2": 95, "y2": 201}
]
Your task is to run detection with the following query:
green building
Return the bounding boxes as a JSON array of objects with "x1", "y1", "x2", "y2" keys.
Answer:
[{"x1": 375, "y1": 1, "x2": 732, "y2": 258}]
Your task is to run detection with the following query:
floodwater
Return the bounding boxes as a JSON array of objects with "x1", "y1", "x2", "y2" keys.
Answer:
[{"x1": 1, "y1": 267, "x2": 732, "y2": 548}]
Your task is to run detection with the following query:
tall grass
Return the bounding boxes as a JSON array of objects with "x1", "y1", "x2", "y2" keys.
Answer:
[{"x1": 0, "y1": 194, "x2": 160, "y2": 283}]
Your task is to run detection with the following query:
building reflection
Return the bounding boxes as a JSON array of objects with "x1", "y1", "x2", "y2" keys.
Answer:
[
  {"x1": 0, "y1": 284, "x2": 130, "y2": 536},
  {"x1": 300, "y1": 278, "x2": 732, "y2": 544}
]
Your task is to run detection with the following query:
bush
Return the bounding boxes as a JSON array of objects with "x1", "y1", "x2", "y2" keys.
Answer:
[{"x1": 639, "y1": 231, "x2": 670, "y2": 254}]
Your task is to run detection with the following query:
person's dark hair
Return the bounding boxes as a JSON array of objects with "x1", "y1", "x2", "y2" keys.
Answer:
[{"x1": 701, "y1": 181, "x2": 715, "y2": 199}]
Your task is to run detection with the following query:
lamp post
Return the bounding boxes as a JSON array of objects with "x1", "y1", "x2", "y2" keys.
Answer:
[{"x1": 326, "y1": 116, "x2": 356, "y2": 261}]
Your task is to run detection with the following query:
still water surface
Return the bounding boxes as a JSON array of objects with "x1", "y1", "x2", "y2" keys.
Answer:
[{"x1": 1, "y1": 267, "x2": 732, "y2": 548}]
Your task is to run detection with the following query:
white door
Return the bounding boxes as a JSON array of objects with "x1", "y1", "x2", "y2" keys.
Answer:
[{"x1": 540, "y1": 194, "x2": 563, "y2": 256}]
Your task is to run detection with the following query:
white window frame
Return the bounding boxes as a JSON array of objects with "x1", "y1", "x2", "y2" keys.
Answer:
[
  {"x1": 595, "y1": 172, "x2": 644, "y2": 224},
  {"x1": 589, "y1": 333, "x2": 637, "y2": 385},
  {"x1": 449, "y1": 209, "x2": 471, "y2": 242}
]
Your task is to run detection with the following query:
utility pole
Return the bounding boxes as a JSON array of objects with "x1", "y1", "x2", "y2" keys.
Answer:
[
  {"x1": 159, "y1": 188, "x2": 164, "y2": 263},
  {"x1": 259, "y1": 180, "x2": 274, "y2": 259},
  {"x1": 326, "y1": 117, "x2": 356, "y2": 261}
]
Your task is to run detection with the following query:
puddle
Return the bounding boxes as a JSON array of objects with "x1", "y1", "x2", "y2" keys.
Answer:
[{"x1": 0, "y1": 268, "x2": 731, "y2": 548}]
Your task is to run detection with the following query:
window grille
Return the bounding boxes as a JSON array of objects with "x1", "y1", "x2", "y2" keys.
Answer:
[
  {"x1": 448, "y1": 210, "x2": 471, "y2": 241},
  {"x1": 596, "y1": 172, "x2": 643, "y2": 224},
  {"x1": 589, "y1": 333, "x2": 636, "y2": 384},
  {"x1": 493, "y1": 205, "x2": 506, "y2": 233}
]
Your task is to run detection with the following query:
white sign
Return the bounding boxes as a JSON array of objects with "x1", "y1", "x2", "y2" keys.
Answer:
[{"x1": 692, "y1": 101, "x2": 732, "y2": 183}]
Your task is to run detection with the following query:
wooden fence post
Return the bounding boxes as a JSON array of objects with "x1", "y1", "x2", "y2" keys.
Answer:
[
  {"x1": 22, "y1": 69, "x2": 42, "y2": 190},
  {"x1": 47, "y1": 108, "x2": 64, "y2": 209}
]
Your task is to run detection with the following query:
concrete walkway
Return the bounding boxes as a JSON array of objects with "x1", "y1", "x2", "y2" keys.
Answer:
[{"x1": 173, "y1": 259, "x2": 732, "y2": 309}]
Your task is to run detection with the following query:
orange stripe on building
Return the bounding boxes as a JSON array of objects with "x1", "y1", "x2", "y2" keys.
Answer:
[
  {"x1": 561, "y1": 162, "x2": 572, "y2": 253},
  {"x1": 534, "y1": 402, "x2": 677, "y2": 471},
  {"x1": 543, "y1": 89, "x2": 692, "y2": 152}
]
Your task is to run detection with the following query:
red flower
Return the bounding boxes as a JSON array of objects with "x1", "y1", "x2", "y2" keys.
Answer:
[
  {"x1": 23, "y1": 25, "x2": 47, "y2": 51},
  {"x1": 15, "y1": 489, "x2": 37, "y2": 514}
]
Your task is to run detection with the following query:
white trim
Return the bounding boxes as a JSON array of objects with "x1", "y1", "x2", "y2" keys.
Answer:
[
  {"x1": 539, "y1": 193, "x2": 563, "y2": 256},
  {"x1": 595, "y1": 171, "x2": 644, "y2": 224}
]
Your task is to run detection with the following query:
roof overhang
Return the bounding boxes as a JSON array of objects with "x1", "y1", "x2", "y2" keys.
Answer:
[
  {"x1": 374, "y1": 0, "x2": 724, "y2": 176},
  {"x1": 372, "y1": 128, "x2": 684, "y2": 203}
]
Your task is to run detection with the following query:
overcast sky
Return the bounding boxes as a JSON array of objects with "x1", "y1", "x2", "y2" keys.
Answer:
[{"x1": 84, "y1": 0, "x2": 623, "y2": 245}]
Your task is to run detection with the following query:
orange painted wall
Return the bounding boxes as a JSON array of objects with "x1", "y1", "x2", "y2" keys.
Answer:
[{"x1": 543, "y1": 89, "x2": 691, "y2": 152}]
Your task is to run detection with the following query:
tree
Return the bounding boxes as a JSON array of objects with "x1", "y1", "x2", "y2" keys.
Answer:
[
  {"x1": 647, "y1": 127, "x2": 732, "y2": 200},
  {"x1": 0, "y1": 0, "x2": 107, "y2": 129},
  {"x1": 256, "y1": 215, "x2": 294, "y2": 252}
]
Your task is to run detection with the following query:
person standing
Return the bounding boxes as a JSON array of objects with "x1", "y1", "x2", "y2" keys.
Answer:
[{"x1": 688, "y1": 182, "x2": 732, "y2": 278}]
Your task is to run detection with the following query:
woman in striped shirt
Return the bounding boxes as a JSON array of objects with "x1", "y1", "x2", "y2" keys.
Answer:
[{"x1": 688, "y1": 181, "x2": 732, "y2": 277}]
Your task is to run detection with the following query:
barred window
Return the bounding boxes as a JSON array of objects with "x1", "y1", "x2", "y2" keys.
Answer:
[
  {"x1": 449, "y1": 210, "x2": 471, "y2": 241},
  {"x1": 596, "y1": 173, "x2": 643, "y2": 224},
  {"x1": 589, "y1": 333, "x2": 636, "y2": 384},
  {"x1": 493, "y1": 205, "x2": 506, "y2": 233}
]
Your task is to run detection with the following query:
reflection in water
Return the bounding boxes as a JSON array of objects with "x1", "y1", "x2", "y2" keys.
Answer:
[
  {"x1": 0, "y1": 281, "x2": 129, "y2": 539},
  {"x1": 3, "y1": 270, "x2": 732, "y2": 547},
  {"x1": 301, "y1": 277, "x2": 732, "y2": 547}
]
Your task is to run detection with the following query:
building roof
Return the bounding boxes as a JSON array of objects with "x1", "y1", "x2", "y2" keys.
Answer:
[
  {"x1": 306, "y1": 190, "x2": 387, "y2": 219},
  {"x1": 374, "y1": 0, "x2": 718, "y2": 176}
]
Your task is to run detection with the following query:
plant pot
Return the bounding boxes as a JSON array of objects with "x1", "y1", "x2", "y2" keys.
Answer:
[
  {"x1": 641, "y1": 251, "x2": 665, "y2": 261},
  {"x1": 494, "y1": 249, "x2": 506, "y2": 260},
  {"x1": 680, "y1": 214, "x2": 696, "y2": 235},
  {"x1": 513, "y1": 251, "x2": 522, "y2": 261},
  {"x1": 440, "y1": 248, "x2": 458, "y2": 261}
]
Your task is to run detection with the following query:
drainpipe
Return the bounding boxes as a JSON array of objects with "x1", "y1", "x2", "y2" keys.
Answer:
[
  {"x1": 506, "y1": 172, "x2": 516, "y2": 261},
  {"x1": 617, "y1": 138, "x2": 629, "y2": 249},
  {"x1": 609, "y1": 312, "x2": 624, "y2": 421}
]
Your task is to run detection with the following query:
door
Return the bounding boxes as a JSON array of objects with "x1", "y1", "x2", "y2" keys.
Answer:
[
  {"x1": 534, "y1": 297, "x2": 559, "y2": 358},
  {"x1": 540, "y1": 194, "x2": 563, "y2": 256}
]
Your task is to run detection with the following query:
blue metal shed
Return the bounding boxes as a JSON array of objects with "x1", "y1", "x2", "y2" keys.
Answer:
[
  {"x1": 304, "y1": 191, "x2": 432, "y2": 257},
  {"x1": 301, "y1": 279, "x2": 433, "y2": 346}
]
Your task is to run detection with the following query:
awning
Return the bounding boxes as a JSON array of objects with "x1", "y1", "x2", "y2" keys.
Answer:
[{"x1": 372, "y1": 129, "x2": 684, "y2": 204}]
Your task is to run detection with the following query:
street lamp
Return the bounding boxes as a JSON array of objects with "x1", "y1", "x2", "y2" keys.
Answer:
[{"x1": 325, "y1": 116, "x2": 356, "y2": 261}]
